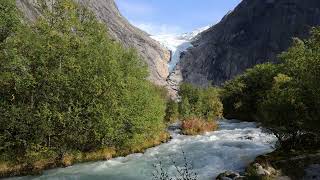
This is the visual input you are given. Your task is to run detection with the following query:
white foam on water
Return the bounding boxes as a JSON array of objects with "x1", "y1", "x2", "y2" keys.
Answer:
[{"x1": 10, "y1": 120, "x2": 277, "y2": 180}]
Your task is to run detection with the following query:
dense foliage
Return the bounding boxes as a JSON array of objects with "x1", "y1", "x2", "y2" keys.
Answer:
[
  {"x1": 166, "y1": 84, "x2": 223, "y2": 135},
  {"x1": 222, "y1": 63, "x2": 279, "y2": 121},
  {"x1": 178, "y1": 83, "x2": 223, "y2": 121},
  {"x1": 164, "y1": 99, "x2": 179, "y2": 123},
  {"x1": 0, "y1": 0, "x2": 166, "y2": 163},
  {"x1": 222, "y1": 28, "x2": 320, "y2": 149},
  {"x1": 0, "y1": 0, "x2": 19, "y2": 43}
]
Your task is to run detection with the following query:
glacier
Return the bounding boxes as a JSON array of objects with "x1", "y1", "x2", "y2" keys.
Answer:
[{"x1": 151, "y1": 26, "x2": 210, "y2": 73}]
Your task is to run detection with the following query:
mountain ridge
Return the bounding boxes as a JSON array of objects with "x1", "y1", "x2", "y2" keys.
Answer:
[{"x1": 177, "y1": 0, "x2": 320, "y2": 87}]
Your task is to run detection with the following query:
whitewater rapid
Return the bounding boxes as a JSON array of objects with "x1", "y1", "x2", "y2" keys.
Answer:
[{"x1": 12, "y1": 120, "x2": 277, "y2": 180}]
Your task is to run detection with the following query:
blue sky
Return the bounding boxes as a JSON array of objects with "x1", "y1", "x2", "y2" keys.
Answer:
[{"x1": 115, "y1": 0, "x2": 241, "y2": 35}]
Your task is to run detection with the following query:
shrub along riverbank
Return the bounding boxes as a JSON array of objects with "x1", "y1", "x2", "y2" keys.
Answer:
[
  {"x1": 165, "y1": 83, "x2": 223, "y2": 135},
  {"x1": 0, "y1": 0, "x2": 170, "y2": 177},
  {"x1": 219, "y1": 26, "x2": 320, "y2": 179},
  {"x1": 221, "y1": 27, "x2": 320, "y2": 151},
  {"x1": 0, "y1": 132, "x2": 170, "y2": 177},
  {"x1": 2, "y1": 0, "x2": 319, "y2": 179}
]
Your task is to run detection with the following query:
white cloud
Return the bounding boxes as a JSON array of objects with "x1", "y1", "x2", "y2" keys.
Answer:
[
  {"x1": 133, "y1": 22, "x2": 183, "y2": 36},
  {"x1": 115, "y1": 1, "x2": 183, "y2": 35},
  {"x1": 116, "y1": 1, "x2": 154, "y2": 15}
]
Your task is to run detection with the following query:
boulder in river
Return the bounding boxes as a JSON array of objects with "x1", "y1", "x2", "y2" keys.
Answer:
[{"x1": 216, "y1": 170, "x2": 243, "y2": 180}]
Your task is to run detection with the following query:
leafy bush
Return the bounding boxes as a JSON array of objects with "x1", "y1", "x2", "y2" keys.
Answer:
[
  {"x1": 0, "y1": 0, "x2": 166, "y2": 163},
  {"x1": 178, "y1": 83, "x2": 223, "y2": 121},
  {"x1": 181, "y1": 118, "x2": 218, "y2": 135},
  {"x1": 222, "y1": 27, "x2": 320, "y2": 150},
  {"x1": 165, "y1": 99, "x2": 179, "y2": 123},
  {"x1": 176, "y1": 84, "x2": 222, "y2": 135},
  {"x1": 222, "y1": 63, "x2": 279, "y2": 121},
  {"x1": 0, "y1": 0, "x2": 19, "y2": 42}
]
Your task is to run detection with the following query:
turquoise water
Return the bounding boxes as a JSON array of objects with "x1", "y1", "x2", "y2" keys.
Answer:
[{"x1": 10, "y1": 120, "x2": 277, "y2": 180}]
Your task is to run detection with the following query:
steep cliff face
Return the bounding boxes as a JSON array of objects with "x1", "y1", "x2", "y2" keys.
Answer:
[
  {"x1": 16, "y1": 0, "x2": 170, "y2": 87},
  {"x1": 177, "y1": 0, "x2": 320, "y2": 86}
]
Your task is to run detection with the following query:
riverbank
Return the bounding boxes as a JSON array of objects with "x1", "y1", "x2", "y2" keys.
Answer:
[
  {"x1": 0, "y1": 132, "x2": 170, "y2": 178},
  {"x1": 4, "y1": 120, "x2": 276, "y2": 180},
  {"x1": 246, "y1": 149, "x2": 320, "y2": 179},
  {"x1": 217, "y1": 148, "x2": 320, "y2": 180}
]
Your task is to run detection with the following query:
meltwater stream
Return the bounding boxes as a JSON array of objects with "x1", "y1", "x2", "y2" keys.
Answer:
[{"x1": 13, "y1": 120, "x2": 277, "y2": 180}]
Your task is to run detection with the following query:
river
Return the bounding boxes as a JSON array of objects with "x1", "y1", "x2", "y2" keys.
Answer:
[{"x1": 11, "y1": 120, "x2": 277, "y2": 180}]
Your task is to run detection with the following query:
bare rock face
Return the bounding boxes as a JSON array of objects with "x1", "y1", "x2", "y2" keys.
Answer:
[
  {"x1": 16, "y1": 0, "x2": 170, "y2": 87},
  {"x1": 178, "y1": 0, "x2": 320, "y2": 86}
]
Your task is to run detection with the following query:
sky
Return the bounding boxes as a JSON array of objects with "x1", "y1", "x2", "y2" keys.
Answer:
[{"x1": 115, "y1": 0, "x2": 241, "y2": 35}]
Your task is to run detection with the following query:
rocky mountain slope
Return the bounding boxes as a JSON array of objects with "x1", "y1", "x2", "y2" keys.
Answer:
[
  {"x1": 176, "y1": 0, "x2": 320, "y2": 86},
  {"x1": 151, "y1": 26, "x2": 210, "y2": 95},
  {"x1": 16, "y1": 0, "x2": 170, "y2": 87}
]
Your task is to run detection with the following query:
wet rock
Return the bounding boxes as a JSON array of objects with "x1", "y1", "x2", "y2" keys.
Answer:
[
  {"x1": 252, "y1": 163, "x2": 273, "y2": 176},
  {"x1": 244, "y1": 150, "x2": 320, "y2": 180},
  {"x1": 216, "y1": 170, "x2": 242, "y2": 180},
  {"x1": 238, "y1": 135, "x2": 254, "y2": 140},
  {"x1": 243, "y1": 161, "x2": 280, "y2": 179},
  {"x1": 276, "y1": 176, "x2": 291, "y2": 180},
  {"x1": 304, "y1": 164, "x2": 320, "y2": 180}
]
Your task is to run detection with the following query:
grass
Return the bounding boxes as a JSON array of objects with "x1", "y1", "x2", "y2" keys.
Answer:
[
  {"x1": 181, "y1": 118, "x2": 218, "y2": 135},
  {"x1": 0, "y1": 131, "x2": 170, "y2": 178}
]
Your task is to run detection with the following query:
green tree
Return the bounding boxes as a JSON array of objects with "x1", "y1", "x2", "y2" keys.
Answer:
[
  {"x1": 280, "y1": 32, "x2": 320, "y2": 132},
  {"x1": 222, "y1": 63, "x2": 279, "y2": 121},
  {"x1": 0, "y1": 0, "x2": 19, "y2": 42},
  {"x1": 258, "y1": 74, "x2": 307, "y2": 149},
  {"x1": 164, "y1": 99, "x2": 179, "y2": 122},
  {"x1": 202, "y1": 88, "x2": 223, "y2": 120},
  {"x1": 178, "y1": 83, "x2": 222, "y2": 121},
  {"x1": 222, "y1": 27, "x2": 320, "y2": 149},
  {"x1": 258, "y1": 28, "x2": 320, "y2": 149},
  {"x1": 180, "y1": 97, "x2": 191, "y2": 119},
  {"x1": 0, "y1": 0, "x2": 166, "y2": 162}
]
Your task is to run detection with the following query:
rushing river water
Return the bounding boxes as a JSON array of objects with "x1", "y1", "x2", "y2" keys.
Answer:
[{"x1": 12, "y1": 120, "x2": 277, "y2": 180}]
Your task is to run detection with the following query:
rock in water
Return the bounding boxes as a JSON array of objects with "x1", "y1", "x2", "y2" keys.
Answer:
[
  {"x1": 16, "y1": 0, "x2": 171, "y2": 88},
  {"x1": 304, "y1": 164, "x2": 320, "y2": 180},
  {"x1": 216, "y1": 170, "x2": 243, "y2": 180},
  {"x1": 177, "y1": 0, "x2": 320, "y2": 87}
]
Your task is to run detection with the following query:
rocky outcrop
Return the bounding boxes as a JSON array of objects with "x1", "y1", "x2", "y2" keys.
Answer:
[
  {"x1": 16, "y1": 0, "x2": 170, "y2": 87},
  {"x1": 166, "y1": 64, "x2": 183, "y2": 98},
  {"x1": 216, "y1": 149, "x2": 320, "y2": 180},
  {"x1": 247, "y1": 150, "x2": 319, "y2": 180},
  {"x1": 177, "y1": 0, "x2": 320, "y2": 86}
]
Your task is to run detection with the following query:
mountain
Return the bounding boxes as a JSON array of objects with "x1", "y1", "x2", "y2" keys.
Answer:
[
  {"x1": 150, "y1": 27, "x2": 210, "y2": 96},
  {"x1": 16, "y1": 0, "x2": 170, "y2": 87},
  {"x1": 152, "y1": 26, "x2": 210, "y2": 73},
  {"x1": 177, "y1": 0, "x2": 320, "y2": 86}
]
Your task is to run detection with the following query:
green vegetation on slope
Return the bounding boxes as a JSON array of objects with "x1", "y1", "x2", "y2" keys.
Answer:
[
  {"x1": 222, "y1": 27, "x2": 320, "y2": 150},
  {"x1": 0, "y1": 0, "x2": 168, "y2": 175},
  {"x1": 0, "y1": 0, "x2": 19, "y2": 43}
]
